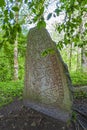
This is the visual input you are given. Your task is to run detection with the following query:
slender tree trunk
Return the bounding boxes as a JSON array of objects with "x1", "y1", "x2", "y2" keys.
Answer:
[
  {"x1": 76, "y1": 46, "x2": 81, "y2": 71},
  {"x1": 81, "y1": 47, "x2": 83, "y2": 71},
  {"x1": 14, "y1": 37, "x2": 18, "y2": 80},
  {"x1": 81, "y1": 46, "x2": 87, "y2": 72},
  {"x1": 14, "y1": 1, "x2": 19, "y2": 80}
]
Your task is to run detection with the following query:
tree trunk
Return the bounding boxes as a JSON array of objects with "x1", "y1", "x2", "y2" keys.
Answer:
[
  {"x1": 14, "y1": 37, "x2": 18, "y2": 80},
  {"x1": 76, "y1": 46, "x2": 81, "y2": 71},
  {"x1": 81, "y1": 46, "x2": 87, "y2": 72},
  {"x1": 14, "y1": 1, "x2": 19, "y2": 80}
]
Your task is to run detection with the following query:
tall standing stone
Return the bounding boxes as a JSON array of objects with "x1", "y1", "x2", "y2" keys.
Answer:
[{"x1": 24, "y1": 27, "x2": 73, "y2": 122}]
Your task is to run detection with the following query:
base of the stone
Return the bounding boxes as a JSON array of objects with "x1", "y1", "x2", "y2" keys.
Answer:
[{"x1": 24, "y1": 100, "x2": 71, "y2": 122}]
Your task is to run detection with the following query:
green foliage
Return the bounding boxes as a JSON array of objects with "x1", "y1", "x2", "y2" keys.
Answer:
[
  {"x1": 74, "y1": 91, "x2": 87, "y2": 99},
  {"x1": 37, "y1": 18, "x2": 46, "y2": 28},
  {"x1": 70, "y1": 71, "x2": 87, "y2": 86},
  {"x1": 0, "y1": 45, "x2": 14, "y2": 81},
  {"x1": 0, "y1": 81, "x2": 23, "y2": 107},
  {"x1": 0, "y1": 32, "x2": 26, "y2": 81},
  {"x1": 28, "y1": 0, "x2": 47, "y2": 27},
  {"x1": 12, "y1": 6, "x2": 19, "y2": 12},
  {"x1": 0, "y1": 0, "x2": 5, "y2": 7},
  {"x1": 41, "y1": 48, "x2": 55, "y2": 57},
  {"x1": 61, "y1": 46, "x2": 78, "y2": 71},
  {"x1": 70, "y1": 71, "x2": 87, "y2": 99},
  {"x1": 0, "y1": 0, "x2": 48, "y2": 48},
  {"x1": 0, "y1": 59, "x2": 13, "y2": 81},
  {"x1": 54, "y1": 0, "x2": 87, "y2": 49},
  {"x1": 0, "y1": 0, "x2": 22, "y2": 45},
  {"x1": 0, "y1": 0, "x2": 87, "y2": 48}
]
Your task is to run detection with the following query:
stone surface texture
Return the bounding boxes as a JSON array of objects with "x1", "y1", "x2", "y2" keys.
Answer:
[{"x1": 24, "y1": 27, "x2": 72, "y2": 121}]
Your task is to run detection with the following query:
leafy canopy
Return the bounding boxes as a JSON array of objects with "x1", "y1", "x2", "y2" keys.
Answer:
[{"x1": 0, "y1": 0, "x2": 87, "y2": 49}]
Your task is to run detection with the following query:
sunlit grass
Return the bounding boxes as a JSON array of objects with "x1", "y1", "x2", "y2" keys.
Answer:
[
  {"x1": 70, "y1": 71, "x2": 87, "y2": 86},
  {"x1": 0, "y1": 81, "x2": 23, "y2": 107}
]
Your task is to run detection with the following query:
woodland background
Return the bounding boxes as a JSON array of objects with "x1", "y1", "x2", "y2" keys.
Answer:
[{"x1": 0, "y1": 0, "x2": 87, "y2": 107}]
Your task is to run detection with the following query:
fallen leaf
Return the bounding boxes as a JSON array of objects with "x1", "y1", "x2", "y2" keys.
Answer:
[{"x1": 31, "y1": 121, "x2": 36, "y2": 127}]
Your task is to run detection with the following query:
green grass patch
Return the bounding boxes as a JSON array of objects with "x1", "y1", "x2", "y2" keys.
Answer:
[
  {"x1": 0, "y1": 81, "x2": 23, "y2": 107},
  {"x1": 70, "y1": 71, "x2": 87, "y2": 86},
  {"x1": 74, "y1": 91, "x2": 87, "y2": 99}
]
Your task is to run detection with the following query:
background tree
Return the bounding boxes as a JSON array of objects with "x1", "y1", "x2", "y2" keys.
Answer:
[
  {"x1": 0, "y1": 0, "x2": 87, "y2": 81},
  {"x1": 51, "y1": 0, "x2": 87, "y2": 72}
]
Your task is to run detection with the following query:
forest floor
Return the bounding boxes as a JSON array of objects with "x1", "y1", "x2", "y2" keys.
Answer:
[{"x1": 0, "y1": 98, "x2": 87, "y2": 130}]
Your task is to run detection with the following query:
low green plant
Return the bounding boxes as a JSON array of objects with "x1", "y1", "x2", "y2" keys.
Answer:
[
  {"x1": 0, "y1": 81, "x2": 23, "y2": 107},
  {"x1": 74, "y1": 91, "x2": 87, "y2": 99},
  {"x1": 70, "y1": 71, "x2": 87, "y2": 86}
]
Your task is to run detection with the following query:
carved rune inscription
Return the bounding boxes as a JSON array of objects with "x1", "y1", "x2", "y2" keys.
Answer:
[{"x1": 24, "y1": 27, "x2": 72, "y2": 111}]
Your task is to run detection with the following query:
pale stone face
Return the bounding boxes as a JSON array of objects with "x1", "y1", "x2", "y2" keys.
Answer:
[{"x1": 24, "y1": 27, "x2": 72, "y2": 121}]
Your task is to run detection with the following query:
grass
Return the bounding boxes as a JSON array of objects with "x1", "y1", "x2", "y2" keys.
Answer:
[
  {"x1": 70, "y1": 71, "x2": 87, "y2": 86},
  {"x1": 0, "y1": 81, "x2": 23, "y2": 107},
  {"x1": 74, "y1": 91, "x2": 87, "y2": 99},
  {"x1": 0, "y1": 71, "x2": 87, "y2": 108},
  {"x1": 70, "y1": 71, "x2": 87, "y2": 99}
]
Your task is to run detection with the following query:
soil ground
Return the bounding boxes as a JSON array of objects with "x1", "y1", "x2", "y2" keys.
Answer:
[{"x1": 0, "y1": 98, "x2": 87, "y2": 130}]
